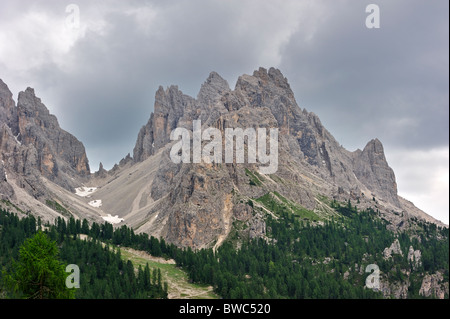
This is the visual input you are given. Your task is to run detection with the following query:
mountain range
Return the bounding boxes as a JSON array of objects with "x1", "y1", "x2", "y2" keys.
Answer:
[
  {"x1": 0, "y1": 67, "x2": 446, "y2": 250},
  {"x1": 1, "y1": 67, "x2": 449, "y2": 299}
]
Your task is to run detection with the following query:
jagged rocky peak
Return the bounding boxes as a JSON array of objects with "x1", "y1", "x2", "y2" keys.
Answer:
[
  {"x1": 197, "y1": 71, "x2": 230, "y2": 105},
  {"x1": 134, "y1": 71, "x2": 232, "y2": 163},
  {"x1": 0, "y1": 79, "x2": 14, "y2": 109},
  {"x1": 17, "y1": 87, "x2": 60, "y2": 134},
  {"x1": 133, "y1": 84, "x2": 197, "y2": 162},
  {"x1": 126, "y1": 67, "x2": 440, "y2": 249},
  {"x1": 256, "y1": 66, "x2": 291, "y2": 90},
  {"x1": 363, "y1": 138, "x2": 385, "y2": 158},
  {"x1": 353, "y1": 138, "x2": 400, "y2": 206},
  {"x1": 16, "y1": 87, "x2": 90, "y2": 179},
  {"x1": 235, "y1": 67, "x2": 294, "y2": 98},
  {"x1": 119, "y1": 153, "x2": 133, "y2": 166},
  {"x1": 133, "y1": 114, "x2": 154, "y2": 162},
  {"x1": 0, "y1": 81, "x2": 91, "y2": 195},
  {"x1": 94, "y1": 162, "x2": 107, "y2": 178},
  {"x1": 153, "y1": 85, "x2": 194, "y2": 144},
  {"x1": 0, "y1": 79, "x2": 19, "y2": 135},
  {"x1": 233, "y1": 67, "x2": 306, "y2": 138},
  {"x1": 0, "y1": 78, "x2": 10, "y2": 97},
  {"x1": 0, "y1": 80, "x2": 13, "y2": 108}
]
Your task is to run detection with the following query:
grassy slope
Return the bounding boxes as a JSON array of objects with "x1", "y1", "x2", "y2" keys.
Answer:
[{"x1": 118, "y1": 247, "x2": 218, "y2": 299}]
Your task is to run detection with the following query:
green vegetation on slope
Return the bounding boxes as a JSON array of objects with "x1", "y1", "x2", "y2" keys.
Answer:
[
  {"x1": 245, "y1": 168, "x2": 264, "y2": 186},
  {"x1": 0, "y1": 208, "x2": 167, "y2": 299},
  {"x1": 45, "y1": 199, "x2": 72, "y2": 218},
  {"x1": 0, "y1": 196, "x2": 448, "y2": 299},
  {"x1": 2, "y1": 231, "x2": 75, "y2": 299},
  {"x1": 119, "y1": 247, "x2": 217, "y2": 299},
  {"x1": 256, "y1": 191, "x2": 320, "y2": 221},
  {"x1": 175, "y1": 198, "x2": 449, "y2": 299}
]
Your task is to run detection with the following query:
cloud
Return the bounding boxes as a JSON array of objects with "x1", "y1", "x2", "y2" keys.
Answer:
[
  {"x1": 2, "y1": 0, "x2": 322, "y2": 170},
  {"x1": 387, "y1": 146, "x2": 449, "y2": 225},
  {"x1": 279, "y1": 0, "x2": 449, "y2": 151},
  {"x1": 0, "y1": 0, "x2": 447, "y2": 223}
]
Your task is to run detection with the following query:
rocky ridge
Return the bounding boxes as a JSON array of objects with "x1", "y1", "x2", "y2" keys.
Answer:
[
  {"x1": 0, "y1": 79, "x2": 97, "y2": 223},
  {"x1": 129, "y1": 67, "x2": 445, "y2": 249},
  {"x1": 419, "y1": 272, "x2": 449, "y2": 299},
  {"x1": 0, "y1": 68, "x2": 447, "y2": 247}
]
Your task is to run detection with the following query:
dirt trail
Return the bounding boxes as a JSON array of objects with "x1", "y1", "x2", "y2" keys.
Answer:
[
  {"x1": 122, "y1": 247, "x2": 176, "y2": 264},
  {"x1": 120, "y1": 247, "x2": 217, "y2": 299},
  {"x1": 77, "y1": 234, "x2": 217, "y2": 299}
]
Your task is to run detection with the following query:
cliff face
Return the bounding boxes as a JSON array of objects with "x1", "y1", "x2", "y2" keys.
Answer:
[
  {"x1": 0, "y1": 69, "x2": 446, "y2": 300},
  {"x1": 353, "y1": 138, "x2": 400, "y2": 207},
  {"x1": 133, "y1": 85, "x2": 196, "y2": 162},
  {"x1": 0, "y1": 80, "x2": 90, "y2": 202},
  {"x1": 126, "y1": 67, "x2": 441, "y2": 249},
  {"x1": 16, "y1": 88, "x2": 90, "y2": 179},
  {"x1": 0, "y1": 68, "x2": 445, "y2": 249}
]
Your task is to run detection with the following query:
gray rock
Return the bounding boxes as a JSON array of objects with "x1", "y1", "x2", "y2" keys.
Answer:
[
  {"x1": 353, "y1": 138, "x2": 400, "y2": 207},
  {"x1": 383, "y1": 239, "x2": 403, "y2": 259},
  {"x1": 0, "y1": 79, "x2": 19, "y2": 136},
  {"x1": 197, "y1": 71, "x2": 230, "y2": 107},
  {"x1": 379, "y1": 276, "x2": 409, "y2": 299},
  {"x1": 133, "y1": 85, "x2": 196, "y2": 162},
  {"x1": 0, "y1": 78, "x2": 92, "y2": 221},
  {"x1": 419, "y1": 272, "x2": 449, "y2": 299},
  {"x1": 94, "y1": 162, "x2": 107, "y2": 179},
  {"x1": 407, "y1": 246, "x2": 422, "y2": 270},
  {"x1": 0, "y1": 155, "x2": 15, "y2": 200},
  {"x1": 1, "y1": 67, "x2": 446, "y2": 250},
  {"x1": 126, "y1": 67, "x2": 446, "y2": 248},
  {"x1": 16, "y1": 87, "x2": 90, "y2": 182},
  {"x1": 249, "y1": 217, "x2": 266, "y2": 240}
]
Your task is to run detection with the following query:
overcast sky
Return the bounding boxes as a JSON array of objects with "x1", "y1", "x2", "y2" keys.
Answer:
[{"x1": 0, "y1": 0, "x2": 448, "y2": 224}]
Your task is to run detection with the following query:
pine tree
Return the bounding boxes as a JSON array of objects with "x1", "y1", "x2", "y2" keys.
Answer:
[
  {"x1": 157, "y1": 268, "x2": 162, "y2": 287},
  {"x1": 3, "y1": 231, "x2": 75, "y2": 299}
]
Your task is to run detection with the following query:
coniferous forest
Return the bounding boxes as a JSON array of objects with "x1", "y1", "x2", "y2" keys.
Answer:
[
  {"x1": 0, "y1": 199, "x2": 448, "y2": 299},
  {"x1": 0, "y1": 208, "x2": 167, "y2": 299}
]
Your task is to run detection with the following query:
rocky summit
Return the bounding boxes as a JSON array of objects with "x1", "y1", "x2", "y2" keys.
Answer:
[
  {"x1": 1, "y1": 68, "x2": 448, "y2": 300},
  {"x1": 1, "y1": 79, "x2": 93, "y2": 222},
  {"x1": 0, "y1": 68, "x2": 446, "y2": 247}
]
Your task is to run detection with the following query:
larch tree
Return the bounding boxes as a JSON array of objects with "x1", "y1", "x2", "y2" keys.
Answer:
[{"x1": 3, "y1": 231, "x2": 75, "y2": 299}]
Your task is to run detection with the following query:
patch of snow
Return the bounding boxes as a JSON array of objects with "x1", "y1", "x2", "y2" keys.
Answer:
[
  {"x1": 102, "y1": 214, "x2": 124, "y2": 224},
  {"x1": 88, "y1": 199, "x2": 102, "y2": 208},
  {"x1": 75, "y1": 187, "x2": 97, "y2": 197},
  {"x1": 14, "y1": 133, "x2": 21, "y2": 145}
]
